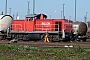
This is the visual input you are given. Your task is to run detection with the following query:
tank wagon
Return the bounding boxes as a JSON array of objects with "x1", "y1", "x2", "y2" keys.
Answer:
[
  {"x1": 0, "y1": 14, "x2": 13, "y2": 40},
  {"x1": 71, "y1": 22, "x2": 88, "y2": 41},
  {"x1": 10, "y1": 14, "x2": 73, "y2": 41}
]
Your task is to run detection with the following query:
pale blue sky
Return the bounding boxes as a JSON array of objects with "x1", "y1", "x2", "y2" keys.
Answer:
[{"x1": 0, "y1": 0, "x2": 90, "y2": 22}]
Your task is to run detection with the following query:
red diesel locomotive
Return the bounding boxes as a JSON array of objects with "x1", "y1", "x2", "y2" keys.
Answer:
[{"x1": 11, "y1": 14, "x2": 72, "y2": 41}]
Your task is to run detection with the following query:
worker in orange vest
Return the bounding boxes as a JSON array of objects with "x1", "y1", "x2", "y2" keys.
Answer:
[{"x1": 44, "y1": 32, "x2": 49, "y2": 42}]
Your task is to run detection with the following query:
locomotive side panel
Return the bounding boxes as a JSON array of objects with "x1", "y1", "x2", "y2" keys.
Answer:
[
  {"x1": 25, "y1": 21, "x2": 34, "y2": 32},
  {"x1": 53, "y1": 19, "x2": 73, "y2": 32},
  {"x1": 12, "y1": 20, "x2": 24, "y2": 31},
  {"x1": 87, "y1": 27, "x2": 90, "y2": 33},
  {"x1": 35, "y1": 20, "x2": 54, "y2": 31},
  {"x1": 64, "y1": 20, "x2": 72, "y2": 32},
  {"x1": 12, "y1": 20, "x2": 35, "y2": 32},
  {"x1": 53, "y1": 20, "x2": 63, "y2": 32}
]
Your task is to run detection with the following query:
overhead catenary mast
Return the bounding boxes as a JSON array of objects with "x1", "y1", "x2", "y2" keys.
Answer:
[
  {"x1": 75, "y1": 0, "x2": 77, "y2": 22},
  {"x1": 9, "y1": 8, "x2": 11, "y2": 15},
  {"x1": 85, "y1": 12, "x2": 88, "y2": 23},
  {"x1": 16, "y1": 12, "x2": 19, "y2": 19},
  {"x1": 13, "y1": 14, "x2": 14, "y2": 19},
  {"x1": 62, "y1": 4, "x2": 65, "y2": 19},
  {"x1": 5, "y1": 0, "x2": 8, "y2": 14},
  {"x1": 33, "y1": 0, "x2": 35, "y2": 14},
  {"x1": 27, "y1": 1, "x2": 30, "y2": 15},
  {"x1": 61, "y1": 11, "x2": 63, "y2": 19}
]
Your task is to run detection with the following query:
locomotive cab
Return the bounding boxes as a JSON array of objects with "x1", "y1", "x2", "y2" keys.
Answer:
[
  {"x1": 25, "y1": 14, "x2": 36, "y2": 21},
  {"x1": 25, "y1": 14, "x2": 47, "y2": 21}
]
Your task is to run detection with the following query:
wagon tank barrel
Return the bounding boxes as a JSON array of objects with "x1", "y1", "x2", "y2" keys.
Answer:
[{"x1": 72, "y1": 22, "x2": 87, "y2": 36}]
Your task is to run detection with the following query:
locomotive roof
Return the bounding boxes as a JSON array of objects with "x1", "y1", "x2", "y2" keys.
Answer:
[
  {"x1": 25, "y1": 14, "x2": 47, "y2": 18},
  {"x1": 26, "y1": 14, "x2": 37, "y2": 17}
]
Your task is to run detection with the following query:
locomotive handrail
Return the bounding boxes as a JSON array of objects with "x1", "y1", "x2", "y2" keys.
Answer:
[{"x1": 34, "y1": 24, "x2": 59, "y2": 32}]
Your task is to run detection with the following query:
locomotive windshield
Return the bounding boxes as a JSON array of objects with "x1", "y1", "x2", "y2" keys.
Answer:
[{"x1": 30, "y1": 17, "x2": 34, "y2": 20}]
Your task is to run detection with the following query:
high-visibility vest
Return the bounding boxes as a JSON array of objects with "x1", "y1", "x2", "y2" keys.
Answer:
[{"x1": 45, "y1": 35, "x2": 48, "y2": 38}]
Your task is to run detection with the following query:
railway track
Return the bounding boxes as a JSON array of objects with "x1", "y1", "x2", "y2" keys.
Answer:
[{"x1": 0, "y1": 40, "x2": 90, "y2": 49}]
